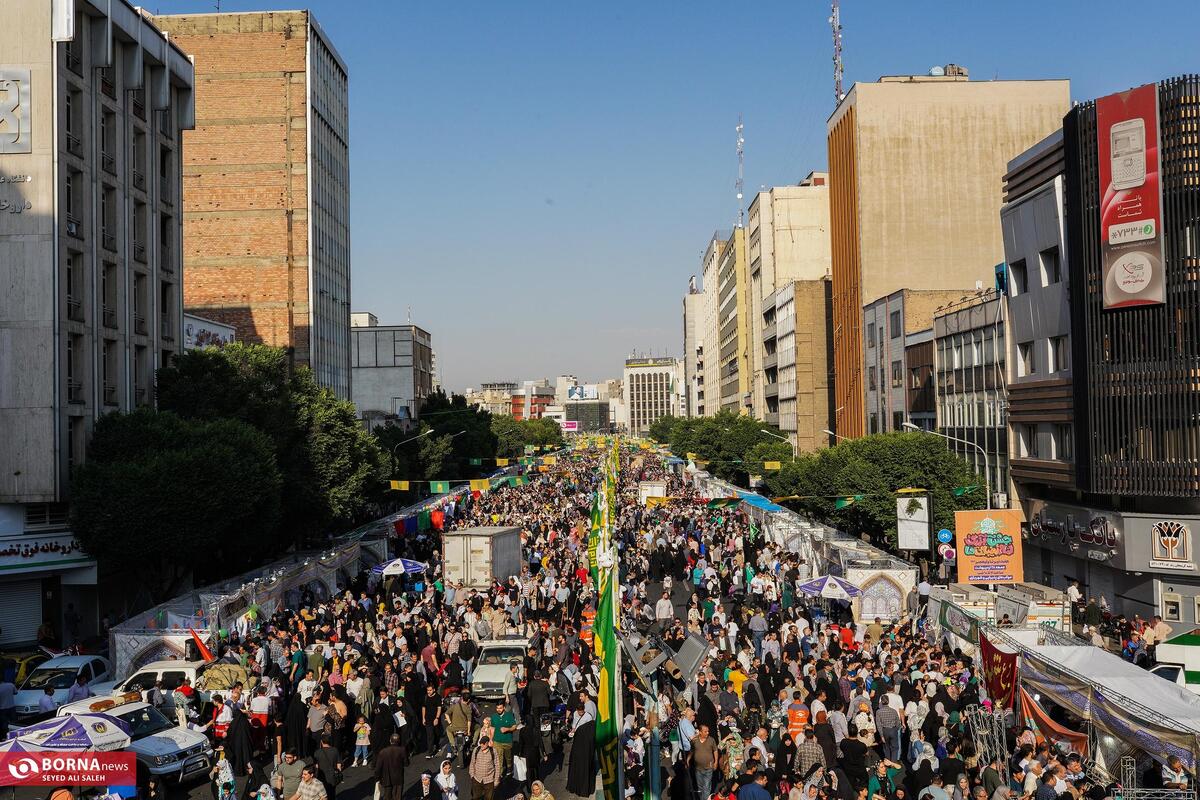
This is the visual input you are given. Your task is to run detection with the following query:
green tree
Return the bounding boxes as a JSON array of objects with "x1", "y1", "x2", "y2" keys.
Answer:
[
  {"x1": 647, "y1": 415, "x2": 681, "y2": 445},
  {"x1": 763, "y1": 432, "x2": 985, "y2": 549},
  {"x1": 418, "y1": 391, "x2": 498, "y2": 477},
  {"x1": 663, "y1": 410, "x2": 788, "y2": 487},
  {"x1": 157, "y1": 343, "x2": 388, "y2": 543},
  {"x1": 491, "y1": 416, "x2": 527, "y2": 459},
  {"x1": 70, "y1": 410, "x2": 282, "y2": 603}
]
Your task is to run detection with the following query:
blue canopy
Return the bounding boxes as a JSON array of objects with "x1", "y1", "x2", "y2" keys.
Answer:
[
  {"x1": 737, "y1": 491, "x2": 785, "y2": 513},
  {"x1": 371, "y1": 557, "x2": 427, "y2": 576},
  {"x1": 795, "y1": 575, "x2": 863, "y2": 599}
]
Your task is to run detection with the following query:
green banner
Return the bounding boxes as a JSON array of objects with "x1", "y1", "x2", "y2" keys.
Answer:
[
  {"x1": 588, "y1": 491, "x2": 601, "y2": 587},
  {"x1": 429, "y1": 480, "x2": 450, "y2": 494}
]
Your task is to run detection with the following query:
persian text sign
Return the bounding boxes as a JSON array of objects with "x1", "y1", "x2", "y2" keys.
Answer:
[
  {"x1": 955, "y1": 509, "x2": 1024, "y2": 584},
  {"x1": 1097, "y1": 83, "x2": 1165, "y2": 309},
  {"x1": 0, "y1": 752, "x2": 137, "y2": 786}
]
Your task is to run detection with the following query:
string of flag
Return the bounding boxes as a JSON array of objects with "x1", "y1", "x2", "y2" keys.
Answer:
[{"x1": 770, "y1": 486, "x2": 980, "y2": 507}]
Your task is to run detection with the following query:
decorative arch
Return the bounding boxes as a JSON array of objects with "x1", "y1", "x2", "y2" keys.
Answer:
[{"x1": 858, "y1": 573, "x2": 905, "y2": 622}]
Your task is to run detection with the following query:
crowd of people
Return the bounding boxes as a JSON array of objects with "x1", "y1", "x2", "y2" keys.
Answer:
[{"x1": 123, "y1": 444, "x2": 1175, "y2": 800}]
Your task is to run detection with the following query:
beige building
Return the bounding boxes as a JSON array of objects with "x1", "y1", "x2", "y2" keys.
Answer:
[
  {"x1": 623, "y1": 357, "x2": 682, "y2": 436},
  {"x1": 717, "y1": 228, "x2": 750, "y2": 412},
  {"x1": 0, "y1": 0, "x2": 194, "y2": 642},
  {"x1": 748, "y1": 173, "x2": 831, "y2": 422},
  {"x1": 151, "y1": 11, "x2": 353, "y2": 398},
  {"x1": 696, "y1": 233, "x2": 725, "y2": 417},
  {"x1": 827, "y1": 67, "x2": 1069, "y2": 437},
  {"x1": 465, "y1": 382, "x2": 517, "y2": 417},
  {"x1": 682, "y1": 281, "x2": 703, "y2": 418},
  {"x1": 769, "y1": 279, "x2": 833, "y2": 452}
]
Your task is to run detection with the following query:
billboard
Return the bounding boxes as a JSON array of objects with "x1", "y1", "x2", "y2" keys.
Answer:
[
  {"x1": 560, "y1": 420, "x2": 579, "y2": 432},
  {"x1": 955, "y1": 509, "x2": 1023, "y2": 584},
  {"x1": 896, "y1": 495, "x2": 930, "y2": 550},
  {"x1": 567, "y1": 385, "x2": 598, "y2": 400},
  {"x1": 1096, "y1": 83, "x2": 1165, "y2": 309}
]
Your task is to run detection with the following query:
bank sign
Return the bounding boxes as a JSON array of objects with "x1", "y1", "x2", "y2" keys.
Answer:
[{"x1": 1096, "y1": 83, "x2": 1166, "y2": 309}]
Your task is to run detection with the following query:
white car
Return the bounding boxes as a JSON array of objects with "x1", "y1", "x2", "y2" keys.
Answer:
[
  {"x1": 92, "y1": 659, "x2": 212, "y2": 712},
  {"x1": 58, "y1": 693, "x2": 212, "y2": 783},
  {"x1": 471, "y1": 639, "x2": 528, "y2": 700},
  {"x1": 13, "y1": 655, "x2": 113, "y2": 721}
]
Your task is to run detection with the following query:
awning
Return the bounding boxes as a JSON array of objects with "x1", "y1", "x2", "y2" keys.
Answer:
[
  {"x1": 737, "y1": 492, "x2": 785, "y2": 513},
  {"x1": 370, "y1": 558, "x2": 427, "y2": 577}
]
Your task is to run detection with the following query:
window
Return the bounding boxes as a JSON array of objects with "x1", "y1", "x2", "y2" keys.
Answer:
[
  {"x1": 1050, "y1": 335, "x2": 1070, "y2": 373},
  {"x1": 66, "y1": 253, "x2": 84, "y2": 322},
  {"x1": 891, "y1": 360, "x2": 903, "y2": 387},
  {"x1": 892, "y1": 411, "x2": 904, "y2": 431},
  {"x1": 68, "y1": 416, "x2": 84, "y2": 468},
  {"x1": 910, "y1": 368, "x2": 923, "y2": 390},
  {"x1": 1055, "y1": 423, "x2": 1073, "y2": 461},
  {"x1": 1018, "y1": 342, "x2": 1035, "y2": 377},
  {"x1": 1040, "y1": 246, "x2": 1061, "y2": 285},
  {"x1": 1010, "y1": 259, "x2": 1028, "y2": 296},
  {"x1": 866, "y1": 323, "x2": 875, "y2": 348},
  {"x1": 868, "y1": 366, "x2": 877, "y2": 391},
  {"x1": 102, "y1": 339, "x2": 118, "y2": 406},
  {"x1": 869, "y1": 414, "x2": 878, "y2": 434},
  {"x1": 890, "y1": 310, "x2": 902, "y2": 339},
  {"x1": 1020, "y1": 424, "x2": 1039, "y2": 458}
]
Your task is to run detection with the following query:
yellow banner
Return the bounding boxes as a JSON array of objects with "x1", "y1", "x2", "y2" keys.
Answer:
[
  {"x1": 646, "y1": 496, "x2": 674, "y2": 508},
  {"x1": 389, "y1": 480, "x2": 409, "y2": 491},
  {"x1": 469, "y1": 479, "x2": 490, "y2": 492},
  {"x1": 686, "y1": 452, "x2": 697, "y2": 460},
  {"x1": 495, "y1": 458, "x2": 509, "y2": 466},
  {"x1": 543, "y1": 456, "x2": 557, "y2": 465},
  {"x1": 763, "y1": 461, "x2": 782, "y2": 470}
]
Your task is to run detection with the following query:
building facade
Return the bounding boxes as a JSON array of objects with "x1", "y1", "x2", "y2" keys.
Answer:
[
  {"x1": 466, "y1": 382, "x2": 517, "y2": 417},
  {"x1": 697, "y1": 233, "x2": 726, "y2": 416},
  {"x1": 771, "y1": 279, "x2": 834, "y2": 452},
  {"x1": 682, "y1": 282, "x2": 703, "y2": 418},
  {"x1": 717, "y1": 228, "x2": 749, "y2": 412},
  {"x1": 862, "y1": 289, "x2": 966, "y2": 434},
  {"x1": 0, "y1": 0, "x2": 195, "y2": 644},
  {"x1": 933, "y1": 291, "x2": 1010, "y2": 508},
  {"x1": 565, "y1": 400, "x2": 611, "y2": 433},
  {"x1": 511, "y1": 381, "x2": 554, "y2": 421},
  {"x1": 152, "y1": 11, "x2": 352, "y2": 398},
  {"x1": 624, "y1": 357, "x2": 682, "y2": 437},
  {"x1": 746, "y1": 174, "x2": 831, "y2": 419},
  {"x1": 349, "y1": 314, "x2": 433, "y2": 430},
  {"x1": 828, "y1": 68, "x2": 1070, "y2": 437}
]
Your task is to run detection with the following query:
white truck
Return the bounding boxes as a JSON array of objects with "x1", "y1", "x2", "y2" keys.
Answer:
[
  {"x1": 1150, "y1": 630, "x2": 1200, "y2": 695},
  {"x1": 442, "y1": 526, "x2": 522, "y2": 588}
]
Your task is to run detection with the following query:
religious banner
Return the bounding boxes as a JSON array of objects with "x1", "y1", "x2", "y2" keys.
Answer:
[
  {"x1": 1019, "y1": 687, "x2": 1089, "y2": 756},
  {"x1": 978, "y1": 631, "x2": 1019, "y2": 709},
  {"x1": 938, "y1": 600, "x2": 980, "y2": 644},
  {"x1": 955, "y1": 509, "x2": 1024, "y2": 584}
]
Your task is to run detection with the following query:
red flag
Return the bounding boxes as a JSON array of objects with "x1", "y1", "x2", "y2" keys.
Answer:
[
  {"x1": 393, "y1": 520, "x2": 404, "y2": 536},
  {"x1": 189, "y1": 628, "x2": 214, "y2": 662},
  {"x1": 431, "y1": 510, "x2": 445, "y2": 531},
  {"x1": 979, "y1": 632, "x2": 1018, "y2": 709}
]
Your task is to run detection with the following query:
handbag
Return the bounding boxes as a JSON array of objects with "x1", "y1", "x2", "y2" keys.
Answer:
[{"x1": 512, "y1": 755, "x2": 527, "y2": 782}]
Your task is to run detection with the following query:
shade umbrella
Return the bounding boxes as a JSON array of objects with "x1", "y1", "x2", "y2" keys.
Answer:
[
  {"x1": 7, "y1": 713, "x2": 132, "y2": 752},
  {"x1": 371, "y1": 557, "x2": 427, "y2": 577},
  {"x1": 795, "y1": 575, "x2": 863, "y2": 600}
]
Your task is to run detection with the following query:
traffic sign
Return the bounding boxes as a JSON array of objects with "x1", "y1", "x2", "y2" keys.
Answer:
[
  {"x1": 938, "y1": 543, "x2": 956, "y2": 560},
  {"x1": 937, "y1": 528, "x2": 953, "y2": 544}
]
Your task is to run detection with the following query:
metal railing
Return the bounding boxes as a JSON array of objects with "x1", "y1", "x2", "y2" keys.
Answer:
[
  {"x1": 161, "y1": 318, "x2": 175, "y2": 340},
  {"x1": 133, "y1": 242, "x2": 146, "y2": 263},
  {"x1": 65, "y1": 216, "x2": 81, "y2": 239},
  {"x1": 101, "y1": 152, "x2": 115, "y2": 174},
  {"x1": 133, "y1": 170, "x2": 145, "y2": 190},
  {"x1": 103, "y1": 383, "x2": 117, "y2": 406},
  {"x1": 133, "y1": 314, "x2": 147, "y2": 335},
  {"x1": 66, "y1": 297, "x2": 84, "y2": 322},
  {"x1": 67, "y1": 380, "x2": 84, "y2": 404},
  {"x1": 101, "y1": 306, "x2": 117, "y2": 329},
  {"x1": 66, "y1": 133, "x2": 82, "y2": 157},
  {"x1": 101, "y1": 231, "x2": 116, "y2": 252}
]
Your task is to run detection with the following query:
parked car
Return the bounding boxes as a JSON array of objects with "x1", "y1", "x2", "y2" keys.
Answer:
[
  {"x1": 0, "y1": 651, "x2": 50, "y2": 685},
  {"x1": 57, "y1": 692, "x2": 212, "y2": 784},
  {"x1": 470, "y1": 638, "x2": 528, "y2": 699},
  {"x1": 12, "y1": 655, "x2": 113, "y2": 721},
  {"x1": 91, "y1": 660, "x2": 211, "y2": 711}
]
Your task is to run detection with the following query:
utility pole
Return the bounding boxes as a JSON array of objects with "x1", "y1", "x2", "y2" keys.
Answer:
[
  {"x1": 735, "y1": 116, "x2": 745, "y2": 228},
  {"x1": 830, "y1": 0, "x2": 844, "y2": 104}
]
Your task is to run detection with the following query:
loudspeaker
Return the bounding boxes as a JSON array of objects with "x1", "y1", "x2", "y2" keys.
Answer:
[{"x1": 670, "y1": 633, "x2": 710, "y2": 683}]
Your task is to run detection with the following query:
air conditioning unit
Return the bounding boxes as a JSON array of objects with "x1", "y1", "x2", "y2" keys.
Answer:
[{"x1": 992, "y1": 492, "x2": 1009, "y2": 509}]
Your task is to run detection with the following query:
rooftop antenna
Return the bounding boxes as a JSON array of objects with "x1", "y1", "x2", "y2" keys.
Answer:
[
  {"x1": 735, "y1": 115, "x2": 745, "y2": 228},
  {"x1": 407, "y1": 305, "x2": 412, "y2": 324},
  {"x1": 830, "y1": 0, "x2": 844, "y2": 104}
]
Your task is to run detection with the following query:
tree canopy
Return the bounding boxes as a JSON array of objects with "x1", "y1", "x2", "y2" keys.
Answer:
[
  {"x1": 651, "y1": 410, "x2": 790, "y2": 487},
  {"x1": 491, "y1": 415, "x2": 564, "y2": 459},
  {"x1": 70, "y1": 410, "x2": 283, "y2": 603}
]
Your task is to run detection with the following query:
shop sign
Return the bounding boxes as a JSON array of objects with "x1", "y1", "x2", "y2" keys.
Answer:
[
  {"x1": 1148, "y1": 520, "x2": 1195, "y2": 571},
  {"x1": 1026, "y1": 503, "x2": 1120, "y2": 563}
]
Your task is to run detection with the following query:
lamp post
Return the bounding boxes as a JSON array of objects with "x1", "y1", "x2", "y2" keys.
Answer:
[
  {"x1": 903, "y1": 422, "x2": 991, "y2": 510},
  {"x1": 759, "y1": 428, "x2": 796, "y2": 461},
  {"x1": 821, "y1": 428, "x2": 850, "y2": 443},
  {"x1": 390, "y1": 429, "x2": 432, "y2": 473}
]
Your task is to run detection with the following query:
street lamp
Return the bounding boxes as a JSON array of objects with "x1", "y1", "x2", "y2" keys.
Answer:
[
  {"x1": 759, "y1": 428, "x2": 796, "y2": 462},
  {"x1": 902, "y1": 422, "x2": 991, "y2": 510},
  {"x1": 391, "y1": 429, "x2": 433, "y2": 458},
  {"x1": 822, "y1": 429, "x2": 850, "y2": 443}
]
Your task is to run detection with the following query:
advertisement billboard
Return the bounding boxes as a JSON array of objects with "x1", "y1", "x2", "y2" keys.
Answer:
[
  {"x1": 567, "y1": 385, "x2": 599, "y2": 401},
  {"x1": 896, "y1": 496, "x2": 930, "y2": 550},
  {"x1": 560, "y1": 420, "x2": 579, "y2": 432},
  {"x1": 955, "y1": 509, "x2": 1024, "y2": 584},
  {"x1": 1096, "y1": 83, "x2": 1165, "y2": 309}
]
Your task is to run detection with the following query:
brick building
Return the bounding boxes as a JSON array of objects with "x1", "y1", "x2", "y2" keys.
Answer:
[{"x1": 152, "y1": 11, "x2": 352, "y2": 397}]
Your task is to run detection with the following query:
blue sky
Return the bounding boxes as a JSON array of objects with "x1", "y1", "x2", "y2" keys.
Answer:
[{"x1": 156, "y1": 0, "x2": 1199, "y2": 391}]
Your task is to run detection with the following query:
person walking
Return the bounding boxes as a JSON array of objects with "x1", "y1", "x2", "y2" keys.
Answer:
[
  {"x1": 375, "y1": 734, "x2": 407, "y2": 800},
  {"x1": 468, "y1": 737, "x2": 501, "y2": 800}
]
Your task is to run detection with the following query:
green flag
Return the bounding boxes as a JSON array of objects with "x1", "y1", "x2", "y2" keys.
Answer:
[
  {"x1": 952, "y1": 485, "x2": 979, "y2": 497},
  {"x1": 469, "y1": 458, "x2": 482, "y2": 466},
  {"x1": 834, "y1": 494, "x2": 864, "y2": 509},
  {"x1": 429, "y1": 480, "x2": 450, "y2": 494},
  {"x1": 595, "y1": 548, "x2": 621, "y2": 799},
  {"x1": 507, "y1": 476, "x2": 527, "y2": 488}
]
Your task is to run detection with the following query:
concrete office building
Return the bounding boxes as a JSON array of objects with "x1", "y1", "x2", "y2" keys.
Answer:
[
  {"x1": 717, "y1": 228, "x2": 750, "y2": 412},
  {"x1": 747, "y1": 174, "x2": 831, "y2": 419},
  {"x1": 511, "y1": 381, "x2": 554, "y2": 421},
  {"x1": 152, "y1": 11, "x2": 352, "y2": 398},
  {"x1": 697, "y1": 233, "x2": 726, "y2": 417},
  {"x1": 465, "y1": 382, "x2": 517, "y2": 417},
  {"x1": 624, "y1": 357, "x2": 682, "y2": 437},
  {"x1": 349, "y1": 313, "x2": 433, "y2": 430},
  {"x1": 682, "y1": 280, "x2": 703, "y2": 418},
  {"x1": 0, "y1": 0, "x2": 194, "y2": 643},
  {"x1": 768, "y1": 279, "x2": 834, "y2": 452},
  {"x1": 933, "y1": 291, "x2": 1010, "y2": 508},
  {"x1": 863, "y1": 289, "x2": 966, "y2": 434},
  {"x1": 565, "y1": 400, "x2": 611, "y2": 433},
  {"x1": 828, "y1": 67, "x2": 1070, "y2": 437}
]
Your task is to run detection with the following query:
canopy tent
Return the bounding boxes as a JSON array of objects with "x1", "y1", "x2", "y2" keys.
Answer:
[
  {"x1": 736, "y1": 491, "x2": 785, "y2": 513},
  {"x1": 371, "y1": 557, "x2": 427, "y2": 577},
  {"x1": 1020, "y1": 644, "x2": 1200, "y2": 769},
  {"x1": 795, "y1": 574, "x2": 863, "y2": 600},
  {"x1": 7, "y1": 713, "x2": 132, "y2": 752}
]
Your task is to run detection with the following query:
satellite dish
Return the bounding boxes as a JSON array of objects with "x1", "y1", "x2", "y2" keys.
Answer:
[{"x1": 929, "y1": 66, "x2": 945, "y2": 77}]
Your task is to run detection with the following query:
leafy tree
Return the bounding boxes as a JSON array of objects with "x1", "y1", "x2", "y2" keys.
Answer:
[
  {"x1": 647, "y1": 415, "x2": 681, "y2": 445},
  {"x1": 70, "y1": 410, "x2": 282, "y2": 603},
  {"x1": 762, "y1": 432, "x2": 985, "y2": 549},
  {"x1": 490, "y1": 415, "x2": 563, "y2": 459},
  {"x1": 418, "y1": 391, "x2": 498, "y2": 478},
  {"x1": 157, "y1": 343, "x2": 387, "y2": 543},
  {"x1": 418, "y1": 430, "x2": 456, "y2": 481},
  {"x1": 662, "y1": 410, "x2": 788, "y2": 487}
]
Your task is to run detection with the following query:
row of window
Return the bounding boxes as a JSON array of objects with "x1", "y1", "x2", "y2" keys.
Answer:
[
  {"x1": 865, "y1": 309, "x2": 903, "y2": 348},
  {"x1": 1016, "y1": 335, "x2": 1070, "y2": 378},
  {"x1": 1009, "y1": 246, "x2": 1062, "y2": 296},
  {"x1": 1015, "y1": 422, "x2": 1074, "y2": 461}
]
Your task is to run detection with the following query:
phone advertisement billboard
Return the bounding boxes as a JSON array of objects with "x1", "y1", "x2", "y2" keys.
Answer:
[{"x1": 1096, "y1": 83, "x2": 1165, "y2": 309}]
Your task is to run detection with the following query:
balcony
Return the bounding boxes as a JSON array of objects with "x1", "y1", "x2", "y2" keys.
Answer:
[
  {"x1": 764, "y1": 382, "x2": 779, "y2": 399},
  {"x1": 762, "y1": 322, "x2": 777, "y2": 341},
  {"x1": 133, "y1": 170, "x2": 145, "y2": 191},
  {"x1": 161, "y1": 317, "x2": 175, "y2": 340},
  {"x1": 133, "y1": 241, "x2": 147, "y2": 263},
  {"x1": 764, "y1": 412, "x2": 779, "y2": 427},
  {"x1": 65, "y1": 47, "x2": 81, "y2": 75},
  {"x1": 763, "y1": 352, "x2": 778, "y2": 370},
  {"x1": 67, "y1": 380, "x2": 84, "y2": 404},
  {"x1": 66, "y1": 133, "x2": 82, "y2": 157},
  {"x1": 102, "y1": 305, "x2": 117, "y2": 329},
  {"x1": 158, "y1": 110, "x2": 172, "y2": 139},
  {"x1": 134, "y1": 314, "x2": 147, "y2": 335},
  {"x1": 103, "y1": 383, "x2": 117, "y2": 406},
  {"x1": 135, "y1": 386, "x2": 147, "y2": 406},
  {"x1": 66, "y1": 297, "x2": 84, "y2": 322},
  {"x1": 132, "y1": 97, "x2": 145, "y2": 120},
  {"x1": 101, "y1": 230, "x2": 116, "y2": 252},
  {"x1": 160, "y1": 182, "x2": 173, "y2": 206},
  {"x1": 101, "y1": 152, "x2": 115, "y2": 175},
  {"x1": 65, "y1": 215, "x2": 82, "y2": 239},
  {"x1": 100, "y1": 73, "x2": 115, "y2": 99}
]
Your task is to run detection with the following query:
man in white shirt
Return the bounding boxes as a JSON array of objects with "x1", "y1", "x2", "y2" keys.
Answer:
[
  {"x1": 655, "y1": 592, "x2": 674, "y2": 631},
  {"x1": 38, "y1": 688, "x2": 58, "y2": 715}
]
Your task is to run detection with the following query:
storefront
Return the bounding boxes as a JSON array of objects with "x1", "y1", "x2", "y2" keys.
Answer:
[
  {"x1": 1022, "y1": 498, "x2": 1200, "y2": 622},
  {"x1": 0, "y1": 532, "x2": 97, "y2": 647}
]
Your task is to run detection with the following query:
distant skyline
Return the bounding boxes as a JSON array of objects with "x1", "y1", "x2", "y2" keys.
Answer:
[{"x1": 156, "y1": 0, "x2": 1200, "y2": 392}]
